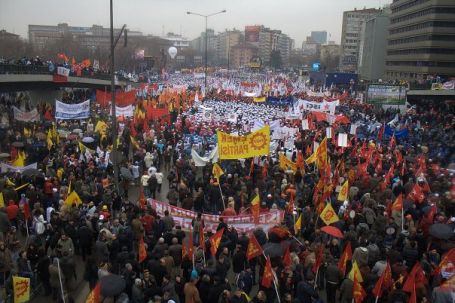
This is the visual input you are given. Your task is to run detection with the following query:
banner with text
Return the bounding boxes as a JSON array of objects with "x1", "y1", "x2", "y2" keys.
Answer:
[
  {"x1": 55, "y1": 100, "x2": 90, "y2": 120},
  {"x1": 217, "y1": 125, "x2": 270, "y2": 159},
  {"x1": 0, "y1": 162, "x2": 37, "y2": 174},
  {"x1": 149, "y1": 199, "x2": 284, "y2": 233},
  {"x1": 12, "y1": 107, "x2": 40, "y2": 122},
  {"x1": 112, "y1": 105, "x2": 134, "y2": 117},
  {"x1": 299, "y1": 100, "x2": 337, "y2": 115}
]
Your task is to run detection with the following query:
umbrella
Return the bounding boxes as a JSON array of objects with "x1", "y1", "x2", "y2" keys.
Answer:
[
  {"x1": 120, "y1": 167, "x2": 133, "y2": 180},
  {"x1": 82, "y1": 137, "x2": 95, "y2": 143},
  {"x1": 100, "y1": 274, "x2": 126, "y2": 297},
  {"x1": 12, "y1": 142, "x2": 24, "y2": 148},
  {"x1": 321, "y1": 226, "x2": 344, "y2": 238},
  {"x1": 429, "y1": 223, "x2": 454, "y2": 240},
  {"x1": 0, "y1": 153, "x2": 10, "y2": 158},
  {"x1": 22, "y1": 168, "x2": 40, "y2": 177}
]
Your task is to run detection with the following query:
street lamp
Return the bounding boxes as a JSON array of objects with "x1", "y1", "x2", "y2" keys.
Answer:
[{"x1": 187, "y1": 9, "x2": 226, "y2": 90}]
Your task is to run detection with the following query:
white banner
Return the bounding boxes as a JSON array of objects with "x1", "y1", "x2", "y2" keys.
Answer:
[
  {"x1": 0, "y1": 162, "x2": 37, "y2": 173},
  {"x1": 113, "y1": 105, "x2": 134, "y2": 117},
  {"x1": 57, "y1": 66, "x2": 70, "y2": 77},
  {"x1": 149, "y1": 199, "x2": 284, "y2": 233},
  {"x1": 12, "y1": 107, "x2": 40, "y2": 122},
  {"x1": 302, "y1": 119, "x2": 309, "y2": 130},
  {"x1": 191, "y1": 146, "x2": 219, "y2": 167},
  {"x1": 299, "y1": 100, "x2": 337, "y2": 115},
  {"x1": 55, "y1": 100, "x2": 90, "y2": 120},
  {"x1": 338, "y1": 133, "x2": 348, "y2": 147}
]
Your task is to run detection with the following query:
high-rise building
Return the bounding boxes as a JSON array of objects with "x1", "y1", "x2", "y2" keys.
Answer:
[
  {"x1": 359, "y1": 7, "x2": 390, "y2": 81},
  {"x1": 216, "y1": 29, "x2": 242, "y2": 66},
  {"x1": 339, "y1": 8, "x2": 381, "y2": 73},
  {"x1": 253, "y1": 26, "x2": 293, "y2": 66},
  {"x1": 230, "y1": 43, "x2": 258, "y2": 68},
  {"x1": 311, "y1": 31, "x2": 328, "y2": 44},
  {"x1": 28, "y1": 23, "x2": 143, "y2": 50},
  {"x1": 385, "y1": 0, "x2": 455, "y2": 80}
]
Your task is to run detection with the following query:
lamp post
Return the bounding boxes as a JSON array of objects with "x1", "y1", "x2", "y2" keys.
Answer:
[
  {"x1": 110, "y1": 0, "x2": 127, "y2": 194},
  {"x1": 187, "y1": 9, "x2": 226, "y2": 89}
]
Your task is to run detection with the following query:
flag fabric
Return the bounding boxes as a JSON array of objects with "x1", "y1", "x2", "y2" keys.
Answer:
[
  {"x1": 316, "y1": 137, "x2": 328, "y2": 168},
  {"x1": 294, "y1": 213, "x2": 302, "y2": 234},
  {"x1": 409, "y1": 282, "x2": 417, "y2": 303},
  {"x1": 0, "y1": 192, "x2": 4, "y2": 208},
  {"x1": 138, "y1": 237, "x2": 147, "y2": 263},
  {"x1": 403, "y1": 262, "x2": 425, "y2": 293},
  {"x1": 391, "y1": 194, "x2": 403, "y2": 212},
  {"x1": 349, "y1": 261, "x2": 363, "y2": 282},
  {"x1": 372, "y1": 261, "x2": 392, "y2": 298},
  {"x1": 337, "y1": 180, "x2": 349, "y2": 201},
  {"x1": 139, "y1": 188, "x2": 146, "y2": 209},
  {"x1": 338, "y1": 242, "x2": 352, "y2": 276},
  {"x1": 188, "y1": 227, "x2": 194, "y2": 259},
  {"x1": 261, "y1": 256, "x2": 273, "y2": 288},
  {"x1": 209, "y1": 228, "x2": 224, "y2": 256},
  {"x1": 251, "y1": 195, "x2": 260, "y2": 224},
  {"x1": 212, "y1": 163, "x2": 224, "y2": 181},
  {"x1": 434, "y1": 248, "x2": 455, "y2": 277},
  {"x1": 246, "y1": 234, "x2": 263, "y2": 261},
  {"x1": 320, "y1": 203, "x2": 340, "y2": 225},
  {"x1": 130, "y1": 136, "x2": 141, "y2": 150},
  {"x1": 312, "y1": 245, "x2": 324, "y2": 273},
  {"x1": 353, "y1": 273, "x2": 366, "y2": 303},
  {"x1": 408, "y1": 184, "x2": 425, "y2": 204},
  {"x1": 23, "y1": 201, "x2": 30, "y2": 221},
  {"x1": 65, "y1": 191, "x2": 82, "y2": 206},
  {"x1": 85, "y1": 282, "x2": 101, "y2": 303},
  {"x1": 12, "y1": 151, "x2": 26, "y2": 167},
  {"x1": 12, "y1": 276, "x2": 30, "y2": 303},
  {"x1": 283, "y1": 245, "x2": 292, "y2": 267}
]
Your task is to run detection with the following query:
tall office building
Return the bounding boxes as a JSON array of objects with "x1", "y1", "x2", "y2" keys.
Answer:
[
  {"x1": 385, "y1": 0, "x2": 455, "y2": 80},
  {"x1": 359, "y1": 7, "x2": 391, "y2": 81},
  {"x1": 339, "y1": 8, "x2": 381, "y2": 73},
  {"x1": 310, "y1": 31, "x2": 328, "y2": 44},
  {"x1": 28, "y1": 23, "x2": 143, "y2": 50},
  {"x1": 250, "y1": 26, "x2": 293, "y2": 66},
  {"x1": 216, "y1": 30, "x2": 242, "y2": 66}
]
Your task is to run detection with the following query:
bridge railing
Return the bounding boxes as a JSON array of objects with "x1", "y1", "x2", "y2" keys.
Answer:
[{"x1": 0, "y1": 63, "x2": 124, "y2": 82}]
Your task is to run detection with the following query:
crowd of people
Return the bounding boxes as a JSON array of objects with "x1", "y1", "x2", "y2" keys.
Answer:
[{"x1": 0, "y1": 71, "x2": 453, "y2": 303}]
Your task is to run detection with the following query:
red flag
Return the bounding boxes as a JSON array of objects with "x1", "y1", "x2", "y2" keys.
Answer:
[
  {"x1": 353, "y1": 274, "x2": 366, "y2": 303},
  {"x1": 338, "y1": 242, "x2": 352, "y2": 276},
  {"x1": 85, "y1": 281, "x2": 101, "y2": 303},
  {"x1": 261, "y1": 257, "x2": 273, "y2": 288},
  {"x1": 249, "y1": 158, "x2": 255, "y2": 176},
  {"x1": 139, "y1": 188, "x2": 146, "y2": 209},
  {"x1": 209, "y1": 228, "x2": 224, "y2": 256},
  {"x1": 409, "y1": 282, "x2": 417, "y2": 303},
  {"x1": 372, "y1": 261, "x2": 392, "y2": 298},
  {"x1": 283, "y1": 245, "x2": 292, "y2": 267},
  {"x1": 378, "y1": 124, "x2": 384, "y2": 141},
  {"x1": 130, "y1": 121, "x2": 138, "y2": 138},
  {"x1": 246, "y1": 234, "x2": 263, "y2": 261},
  {"x1": 403, "y1": 262, "x2": 425, "y2": 293},
  {"x1": 407, "y1": 184, "x2": 425, "y2": 204},
  {"x1": 23, "y1": 202, "x2": 30, "y2": 221},
  {"x1": 188, "y1": 227, "x2": 194, "y2": 259},
  {"x1": 391, "y1": 194, "x2": 403, "y2": 212},
  {"x1": 312, "y1": 245, "x2": 324, "y2": 273},
  {"x1": 143, "y1": 120, "x2": 150, "y2": 133},
  {"x1": 433, "y1": 248, "x2": 455, "y2": 277},
  {"x1": 389, "y1": 134, "x2": 396, "y2": 148},
  {"x1": 138, "y1": 237, "x2": 147, "y2": 263}
]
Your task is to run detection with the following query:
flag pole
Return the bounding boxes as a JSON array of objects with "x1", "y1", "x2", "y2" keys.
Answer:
[
  {"x1": 401, "y1": 207, "x2": 404, "y2": 231},
  {"x1": 56, "y1": 258, "x2": 66, "y2": 303},
  {"x1": 218, "y1": 183, "x2": 226, "y2": 210}
]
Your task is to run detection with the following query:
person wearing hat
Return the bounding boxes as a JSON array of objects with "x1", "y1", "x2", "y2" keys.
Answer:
[{"x1": 99, "y1": 204, "x2": 110, "y2": 219}]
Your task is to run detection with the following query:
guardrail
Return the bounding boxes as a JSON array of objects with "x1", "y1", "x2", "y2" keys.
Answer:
[{"x1": 0, "y1": 64, "x2": 128, "y2": 82}]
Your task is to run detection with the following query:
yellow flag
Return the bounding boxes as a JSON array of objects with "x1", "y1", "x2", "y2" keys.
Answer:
[
  {"x1": 316, "y1": 138, "x2": 328, "y2": 168},
  {"x1": 12, "y1": 151, "x2": 26, "y2": 167},
  {"x1": 65, "y1": 191, "x2": 82, "y2": 206},
  {"x1": 217, "y1": 126, "x2": 270, "y2": 160},
  {"x1": 320, "y1": 203, "x2": 339, "y2": 225},
  {"x1": 305, "y1": 150, "x2": 317, "y2": 164},
  {"x1": 12, "y1": 276, "x2": 30, "y2": 303},
  {"x1": 294, "y1": 213, "x2": 302, "y2": 234},
  {"x1": 212, "y1": 163, "x2": 224, "y2": 181},
  {"x1": 6, "y1": 178, "x2": 16, "y2": 187},
  {"x1": 337, "y1": 180, "x2": 349, "y2": 201},
  {"x1": 253, "y1": 96, "x2": 266, "y2": 103},
  {"x1": 130, "y1": 136, "x2": 141, "y2": 150},
  {"x1": 95, "y1": 120, "x2": 108, "y2": 133},
  {"x1": 348, "y1": 261, "x2": 363, "y2": 282},
  {"x1": 0, "y1": 192, "x2": 4, "y2": 208},
  {"x1": 23, "y1": 127, "x2": 31, "y2": 138},
  {"x1": 79, "y1": 141, "x2": 93, "y2": 153},
  {"x1": 279, "y1": 153, "x2": 297, "y2": 172},
  {"x1": 47, "y1": 129, "x2": 53, "y2": 150}
]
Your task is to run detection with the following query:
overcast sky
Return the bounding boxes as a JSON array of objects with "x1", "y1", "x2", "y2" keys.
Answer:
[{"x1": 0, "y1": 0, "x2": 387, "y2": 46}]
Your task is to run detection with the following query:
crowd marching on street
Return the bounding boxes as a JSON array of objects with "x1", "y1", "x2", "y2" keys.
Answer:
[{"x1": 0, "y1": 69, "x2": 453, "y2": 303}]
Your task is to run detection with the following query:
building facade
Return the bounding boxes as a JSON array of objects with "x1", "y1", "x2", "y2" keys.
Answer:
[
  {"x1": 310, "y1": 31, "x2": 328, "y2": 44},
  {"x1": 216, "y1": 30, "x2": 242, "y2": 66},
  {"x1": 28, "y1": 23, "x2": 143, "y2": 50},
  {"x1": 230, "y1": 43, "x2": 258, "y2": 68},
  {"x1": 385, "y1": 0, "x2": 455, "y2": 80},
  {"x1": 256, "y1": 26, "x2": 293, "y2": 66},
  {"x1": 339, "y1": 8, "x2": 381, "y2": 73},
  {"x1": 359, "y1": 8, "x2": 391, "y2": 81}
]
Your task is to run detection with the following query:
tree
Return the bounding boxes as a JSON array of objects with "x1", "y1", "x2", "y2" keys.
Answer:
[{"x1": 270, "y1": 50, "x2": 282, "y2": 70}]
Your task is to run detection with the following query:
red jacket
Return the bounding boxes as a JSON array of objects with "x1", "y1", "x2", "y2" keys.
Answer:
[{"x1": 6, "y1": 201, "x2": 18, "y2": 220}]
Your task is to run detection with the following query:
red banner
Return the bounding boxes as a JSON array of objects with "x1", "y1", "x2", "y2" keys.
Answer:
[
  {"x1": 147, "y1": 108, "x2": 170, "y2": 123},
  {"x1": 96, "y1": 90, "x2": 136, "y2": 108}
]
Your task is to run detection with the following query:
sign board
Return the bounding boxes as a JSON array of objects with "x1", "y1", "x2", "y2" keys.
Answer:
[{"x1": 367, "y1": 84, "x2": 406, "y2": 105}]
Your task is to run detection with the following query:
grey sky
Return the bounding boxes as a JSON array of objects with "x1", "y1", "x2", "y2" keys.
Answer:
[{"x1": 0, "y1": 0, "x2": 387, "y2": 46}]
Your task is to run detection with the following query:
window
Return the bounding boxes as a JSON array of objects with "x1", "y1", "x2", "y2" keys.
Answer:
[
  {"x1": 391, "y1": 0, "x2": 431, "y2": 13},
  {"x1": 389, "y1": 21, "x2": 455, "y2": 35},
  {"x1": 387, "y1": 48, "x2": 455, "y2": 55},
  {"x1": 388, "y1": 34, "x2": 455, "y2": 45},
  {"x1": 391, "y1": 7, "x2": 455, "y2": 24}
]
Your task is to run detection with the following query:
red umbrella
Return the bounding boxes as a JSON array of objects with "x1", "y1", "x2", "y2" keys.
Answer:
[{"x1": 321, "y1": 226, "x2": 343, "y2": 238}]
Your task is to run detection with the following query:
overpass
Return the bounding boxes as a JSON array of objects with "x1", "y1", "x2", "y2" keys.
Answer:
[{"x1": 0, "y1": 64, "x2": 127, "y2": 92}]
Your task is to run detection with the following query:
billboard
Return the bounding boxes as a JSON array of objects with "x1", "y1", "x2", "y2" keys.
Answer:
[
  {"x1": 245, "y1": 25, "x2": 261, "y2": 43},
  {"x1": 367, "y1": 84, "x2": 406, "y2": 105}
]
